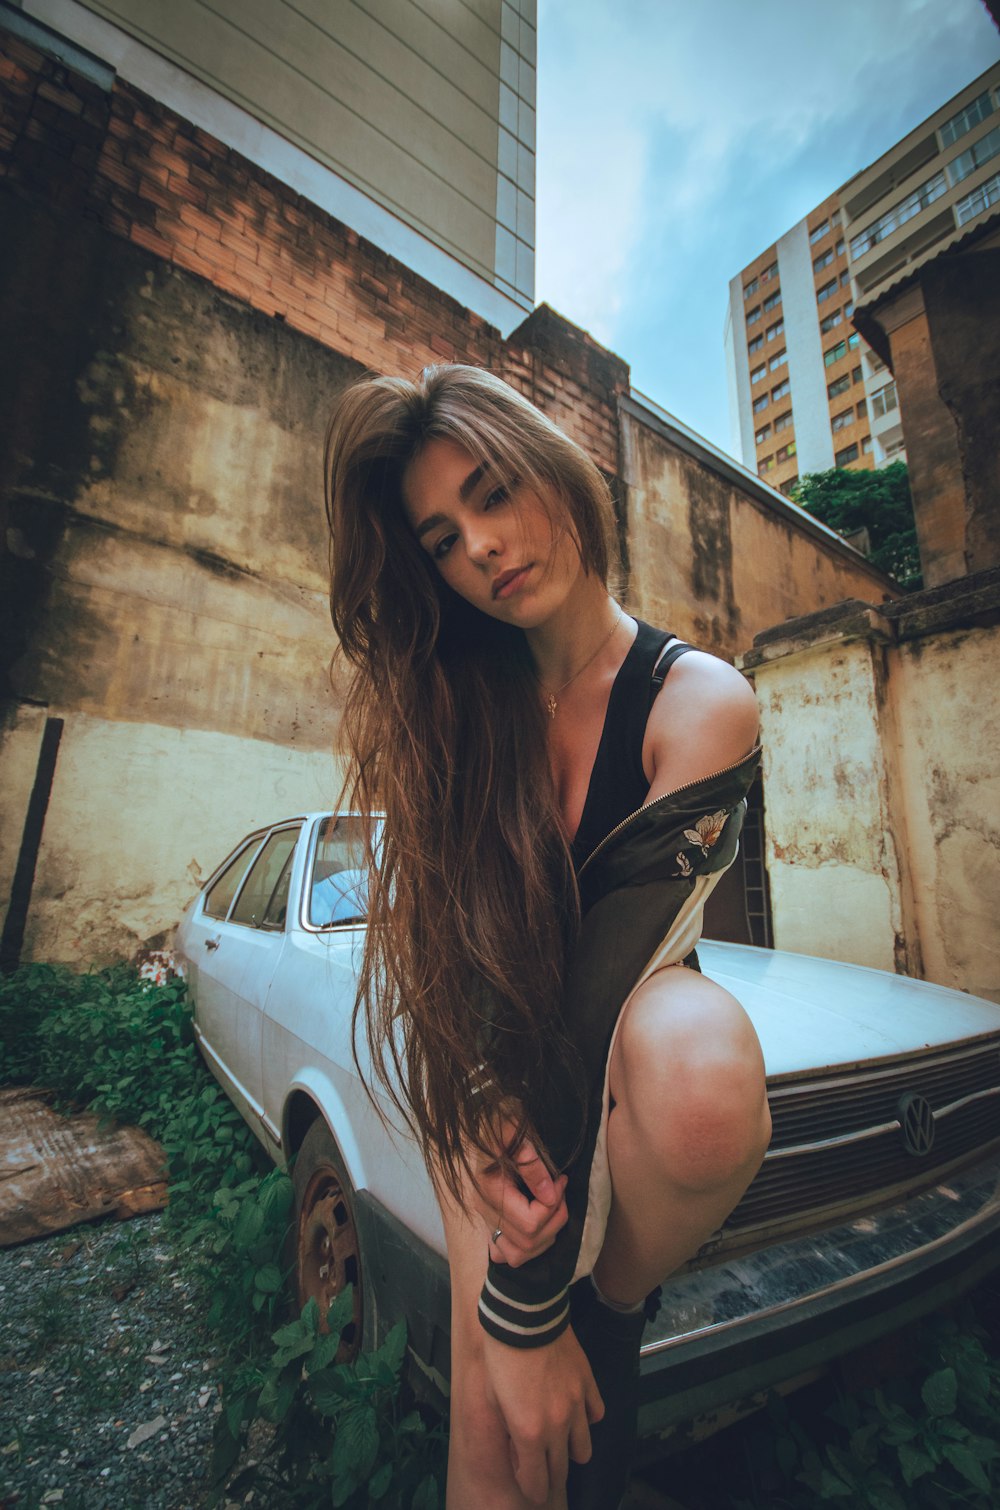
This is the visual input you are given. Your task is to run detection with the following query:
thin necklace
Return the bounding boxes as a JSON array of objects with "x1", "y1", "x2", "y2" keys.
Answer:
[{"x1": 540, "y1": 604, "x2": 624, "y2": 719}]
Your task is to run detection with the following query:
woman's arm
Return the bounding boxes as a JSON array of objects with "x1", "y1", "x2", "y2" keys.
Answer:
[{"x1": 643, "y1": 649, "x2": 760, "y2": 801}]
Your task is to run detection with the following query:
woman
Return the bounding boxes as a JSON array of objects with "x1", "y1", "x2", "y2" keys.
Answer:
[{"x1": 325, "y1": 365, "x2": 771, "y2": 1510}]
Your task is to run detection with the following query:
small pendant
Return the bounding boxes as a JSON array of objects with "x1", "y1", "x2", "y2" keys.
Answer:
[{"x1": 546, "y1": 693, "x2": 557, "y2": 719}]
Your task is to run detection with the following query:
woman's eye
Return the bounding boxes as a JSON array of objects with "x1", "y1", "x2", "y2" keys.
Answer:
[
  {"x1": 485, "y1": 484, "x2": 510, "y2": 509},
  {"x1": 432, "y1": 533, "x2": 457, "y2": 560}
]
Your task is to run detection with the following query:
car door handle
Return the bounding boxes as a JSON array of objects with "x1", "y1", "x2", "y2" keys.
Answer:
[{"x1": 204, "y1": 935, "x2": 221, "y2": 951}]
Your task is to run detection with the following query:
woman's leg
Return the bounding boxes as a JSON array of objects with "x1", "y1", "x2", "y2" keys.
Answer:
[
  {"x1": 594, "y1": 963, "x2": 771, "y2": 1305},
  {"x1": 437, "y1": 1179, "x2": 570, "y2": 1510}
]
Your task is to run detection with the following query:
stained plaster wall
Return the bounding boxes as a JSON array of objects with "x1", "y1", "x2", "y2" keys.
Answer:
[
  {"x1": 620, "y1": 404, "x2": 899, "y2": 658},
  {"x1": 2, "y1": 199, "x2": 356, "y2": 964},
  {"x1": 741, "y1": 575, "x2": 1000, "y2": 1001}
]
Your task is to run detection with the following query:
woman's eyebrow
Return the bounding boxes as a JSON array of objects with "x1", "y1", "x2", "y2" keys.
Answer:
[{"x1": 414, "y1": 462, "x2": 489, "y2": 540}]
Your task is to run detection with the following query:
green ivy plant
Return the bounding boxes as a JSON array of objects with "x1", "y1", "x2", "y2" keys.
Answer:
[{"x1": 0, "y1": 962, "x2": 446, "y2": 1507}]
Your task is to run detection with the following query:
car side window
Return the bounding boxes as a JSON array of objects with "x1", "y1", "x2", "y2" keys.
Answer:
[
  {"x1": 309, "y1": 816, "x2": 371, "y2": 927},
  {"x1": 203, "y1": 837, "x2": 264, "y2": 921},
  {"x1": 230, "y1": 827, "x2": 301, "y2": 929}
]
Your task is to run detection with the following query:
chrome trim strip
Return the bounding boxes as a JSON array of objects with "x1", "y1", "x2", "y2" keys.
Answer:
[
  {"x1": 766, "y1": 1038, "x2": 1000, "y2": 1103},
  {"x1": 764, "y1": 1118, "x2": 900, "y2": 1160},
  {"x1": 937, "y1": 1085, "x2": 1000, "y2": 1118}
]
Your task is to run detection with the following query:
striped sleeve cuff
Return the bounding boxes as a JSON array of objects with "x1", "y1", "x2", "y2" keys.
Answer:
[{"x1": 477, "y1": 1272, "x2": 571, "y2": 1349}]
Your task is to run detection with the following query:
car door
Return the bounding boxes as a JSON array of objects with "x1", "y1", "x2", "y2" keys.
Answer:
[{"x1": 192, "y1": 823, "x2": 302, "y2": 1124}]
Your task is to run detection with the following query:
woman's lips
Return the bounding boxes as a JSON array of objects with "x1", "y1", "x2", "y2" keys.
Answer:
[{"x1": 492, "y1": 565, "x2": 533, "y2": 600}]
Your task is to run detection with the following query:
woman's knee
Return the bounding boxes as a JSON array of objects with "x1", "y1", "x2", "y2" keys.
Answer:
[{"x1": 611, "y1": 967, "x2": 771, "y2": 1189}]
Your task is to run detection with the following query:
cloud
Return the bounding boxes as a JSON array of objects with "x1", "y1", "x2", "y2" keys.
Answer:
[{"x1": 535, "y1": 0, "x2": 1000, "y2": 449}]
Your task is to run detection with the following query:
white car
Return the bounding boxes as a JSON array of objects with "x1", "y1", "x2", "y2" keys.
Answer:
[{"x1": 174, "y1": 813, "x2": 1000, "y2": 1432}]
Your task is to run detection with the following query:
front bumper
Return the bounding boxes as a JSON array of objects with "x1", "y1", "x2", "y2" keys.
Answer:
[
  {"x1": 638, "y1": 1151, "x2": 1000, "y2": 1433},
  {"x1": 355, "y1": 1150, "x2": 1000, "y2": 1428}
]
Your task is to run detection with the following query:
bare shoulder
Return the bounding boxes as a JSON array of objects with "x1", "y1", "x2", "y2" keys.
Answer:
[{"x1": 643, "y1": 648, "x2": 759, "y2": 796}]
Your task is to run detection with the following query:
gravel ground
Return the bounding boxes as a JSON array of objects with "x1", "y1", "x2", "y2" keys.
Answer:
[{"x1": 0, "y1": 1210, "x2": 225, "y2": 1510}]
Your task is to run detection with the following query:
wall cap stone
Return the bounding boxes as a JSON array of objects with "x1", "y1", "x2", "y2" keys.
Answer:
[{"x1": 737, "y1": 566, "x2": 1000, "y2": 670}]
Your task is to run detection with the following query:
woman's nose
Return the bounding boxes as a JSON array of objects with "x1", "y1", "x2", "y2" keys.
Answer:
[{"x1": 465, "y1": 520, "x2": 503, "y2": 564}]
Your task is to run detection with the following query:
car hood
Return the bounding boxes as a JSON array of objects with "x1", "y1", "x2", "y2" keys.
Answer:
[{"x1": 699, "y1": 941, "x2": 1000, "y2": 1079}]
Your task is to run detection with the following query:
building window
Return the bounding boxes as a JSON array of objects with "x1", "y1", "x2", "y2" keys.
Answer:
[
  {"x1": 748, "y1": 334, "x2": 764, "y2": 355},
  {"x1": 755, "y1": 423, "x2": 771, "y2": 444},
  {"x1": 862, "y1": 435, "x2": 873, "y2": 454},
  {"x1": 956, "y1": 170, "x2": 1000, "y2": 225},
  {"x1": 750, "y1": 362, "x2": 766, "y2": 383},
  {"x1": 848, "y1": 331, "x2": 861, "y2": 349},
  {"x1": 831, "y1": 209, "x2": 842, "y2": 226},
  {"x1": 852, "y1": 365, "x2": 863, "y2": 384},
  {"x1": 758, "y1": 455, "x2": 775, "y2": 475},
  {"x1": 884, "y1": 435, "x2": 906, "y2": 459},
  {"x1": 743, "y1": 276, "x2": 759, "y2": 299},
  {"x1": 776, "y1": 441, "x2": 797, "y2": 463},
  {"x1": 850, "y1": 171, "x2": 948, "y2": 257},
  {"x1": 828, "y1": 374, "x2": 851, "y2": 399},
  {"x1": 808, "y1": 219, "x2": 829, "y2": 244},
  {"x1": 766, "y1": 318, "x2": 784, "y2": 342},
  {"x1": 753, "y1": 394, "x2": 769, "y2": 413},
  {"x1": 836, "y1": 238, "x2": 845, "y2": 256},
  {"x1": 746, "y1": 305, "x2": 762, "y2": 326},
  {"x1": 769, "y1": 348, "x2": 787, "y2": 371},
  {"x1": 763, "y1": 289, "x2": 782, "y2": 312},
  {"x1": 845, "y1": 299, "x2": 855, "y2": 317},
  {"x1": 816, "y1": 278, "x2": 838, "y2": 303},
  {"x1": 939, "y1": 89, "x2": 995, "y2": 149},
  {"x1": 856, "y1": 399, "x2": 867, "y2": 419},
  {"x1": 771, "y1": 378, "x2": 791, "y2": 401},
  {"x1": 774, "y1": 409, "x2": 793, "y2": 432},
  {"x1": 820, "y1": 308, "x2": 843, "y2": 333},
  {"x1": 760, "y1": 260, "x2": 779, "y2": 283},
  {"x1": 840, "y1": 270, "x2": 851, "y2": 286},
  {"x1": 835, "y1": 442, "x2": 859, "y2": 467},
  {"x1": 824, "y1": 339, "x2": 847, "y2": 367},
  {"x1": 831, "y1": 408, "x2": 854, "y2": 432},
  {"x1": 813, "y1": 247, "x2": 834, "y2": 272},
  {"x1": 779, "y1": 475, "x2": 799, "y2": 497},
  {"x1": 871, "y1": 380, "x2": 899, "y2": 419}
]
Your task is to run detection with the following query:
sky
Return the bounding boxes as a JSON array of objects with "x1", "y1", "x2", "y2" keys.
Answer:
[{"x1": 533, "y1": 0, "x2": 1000, "y2": 459}]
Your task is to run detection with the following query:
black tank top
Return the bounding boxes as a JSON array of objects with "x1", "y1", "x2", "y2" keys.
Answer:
[{"x1": 569, "y1": 620, "x2": 695, "y2": 871}]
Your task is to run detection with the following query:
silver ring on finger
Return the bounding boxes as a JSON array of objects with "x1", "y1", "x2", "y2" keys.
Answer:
[{"x1": 491, "y1": 1225, "x2": 503, "y2": 1244}]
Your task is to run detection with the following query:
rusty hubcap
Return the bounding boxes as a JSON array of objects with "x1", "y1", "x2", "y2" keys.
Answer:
[{"x1": 297, "y1": 1166, "x2": 362, "y2": 1358}]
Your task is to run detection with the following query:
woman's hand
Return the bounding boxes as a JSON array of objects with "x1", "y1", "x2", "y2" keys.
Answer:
[
  {"x1": 483, "y1": 1326, "x2": 604, "y2": 1505},
  {"x1": 470, "y1": 1119, "x2": 569, "y2": 1268}
]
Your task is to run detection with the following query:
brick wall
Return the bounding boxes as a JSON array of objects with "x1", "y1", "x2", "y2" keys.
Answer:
[{"x1": 0, "y1": 25, "x2": 628, "y2": 472}]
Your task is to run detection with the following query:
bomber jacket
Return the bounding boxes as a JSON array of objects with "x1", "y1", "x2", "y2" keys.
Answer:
[{"x1": 477, "y1": 744, "x2": 763, "y2": 1348}]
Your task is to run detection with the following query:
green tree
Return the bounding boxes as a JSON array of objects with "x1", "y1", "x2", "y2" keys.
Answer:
[{"x1": 792, "y1": 461, "x2": 922, "y2": 589}]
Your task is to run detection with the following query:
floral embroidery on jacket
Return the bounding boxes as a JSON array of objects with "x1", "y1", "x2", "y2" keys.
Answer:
[{"x1": 672, "y1": 810, "x2": 730, "y2": 878}]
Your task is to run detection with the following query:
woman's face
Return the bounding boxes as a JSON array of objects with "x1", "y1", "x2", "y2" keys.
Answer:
[{"x1": 401, "y1": 437, "x2": 584, "y2": 627}]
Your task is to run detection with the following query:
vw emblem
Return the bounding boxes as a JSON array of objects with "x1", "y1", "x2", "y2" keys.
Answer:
[{"x1": 898, "y1": 1092, "x2": 935, "y2": 1157}]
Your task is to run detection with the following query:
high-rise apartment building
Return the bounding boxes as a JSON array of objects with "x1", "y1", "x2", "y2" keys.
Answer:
[
  {"x1": 725, "y1": 61, "x2": 1000, "y2": 497},
  {"x1": 724, "y1": 192, "x2": 870, "y2": 497}
]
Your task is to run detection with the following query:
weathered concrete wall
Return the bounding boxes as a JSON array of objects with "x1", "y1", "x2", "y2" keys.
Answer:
[
  {"x1": 890, "y1": 621, "x2": 1000, "y2": 1002},
  {"x1": 19, "y1": 713, "x2": 343, "y2": 963},
  {"x1": 741, "y1": 572, "x2": 1000, "y2": 1001},
  {"x1": 751, "y1": 634, "x2": 903, "y2": 972},
  {"x1": 621, "y1": 400, "x2": 899, "y2": 658}
]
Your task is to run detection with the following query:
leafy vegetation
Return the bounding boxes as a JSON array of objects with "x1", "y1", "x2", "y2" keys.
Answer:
[
  {"x1": 0, "y1": 961, "x2": 444, "y2": 1507},
  {"x1": 792, "y1": 461, "x2": 922, "y2": 589}
]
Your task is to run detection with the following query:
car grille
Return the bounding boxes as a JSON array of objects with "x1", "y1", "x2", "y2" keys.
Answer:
[{"x1": 725, "y1": 1036, "x2": 1000, "y2": 1234}]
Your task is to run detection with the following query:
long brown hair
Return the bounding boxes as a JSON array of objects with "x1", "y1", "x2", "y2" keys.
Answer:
[{"x1": 325, "y1": 364, "x2": 620, "y2": 1197}]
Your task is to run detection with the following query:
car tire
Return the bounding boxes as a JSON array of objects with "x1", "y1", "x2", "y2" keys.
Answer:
[{"x1": 291, "y1": 1117, "x2": 364, "y2": 1360}]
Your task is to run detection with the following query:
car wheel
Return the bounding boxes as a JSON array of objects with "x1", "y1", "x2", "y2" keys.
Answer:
[{"x1": 292, "y1": 1117, "x2": 363, "y2": 1360}]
